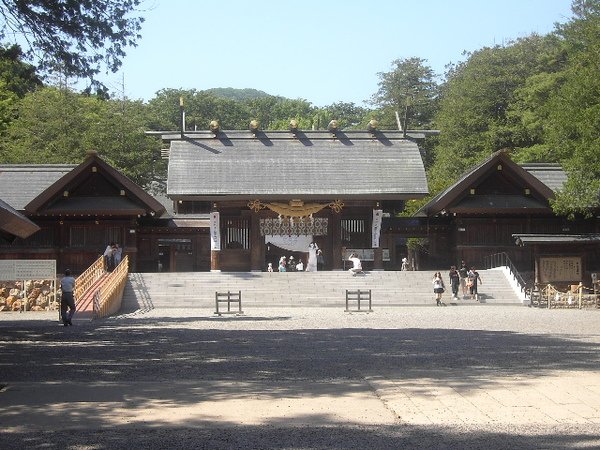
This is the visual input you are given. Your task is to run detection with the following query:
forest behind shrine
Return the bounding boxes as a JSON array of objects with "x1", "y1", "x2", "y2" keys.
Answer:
[{"x1": 0, "y1": 0, "x2": 598, "y2": 218}]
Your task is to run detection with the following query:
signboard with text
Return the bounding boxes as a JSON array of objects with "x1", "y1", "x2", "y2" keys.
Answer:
[
  {"x1": 539, "y1": 256, "x2": 582, "y2": 283},
  {"x1": 0, "y1": 260, "x2": 56, "y2": 281}
]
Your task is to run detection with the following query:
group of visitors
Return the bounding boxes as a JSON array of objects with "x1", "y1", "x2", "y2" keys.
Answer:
[
  {"x1": 433, "y1": 260, "x2": 483, "y2": 305},
  {"x1": 274, "y1": 255, "x2": 305, "y2": 272},
  {"x1": 269, "y1": 242, "x2": 320, "y2": 272},
  {"x1": 103, "y1": 242, "x2": 122, "y2": 272}
]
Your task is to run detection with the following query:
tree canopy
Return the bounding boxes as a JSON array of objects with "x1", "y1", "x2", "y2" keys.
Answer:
[
  {"x1": 0, "y1": 0, "x2": 598, "y2": 219},
  {"x1": 370, "y1": 57, "x2": 438, "y2": 130},
  {"x1": 0, "y1": 0, "x2": 144, "y2": 90}
]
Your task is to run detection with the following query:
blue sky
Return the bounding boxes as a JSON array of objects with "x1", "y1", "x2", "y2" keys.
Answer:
[{"x1": 99, "y1": 0, "x2": 574, "y2": 107}]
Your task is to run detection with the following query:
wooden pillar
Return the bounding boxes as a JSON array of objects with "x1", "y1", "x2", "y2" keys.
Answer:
[
  {"x1": 211, "y1": 249, "x2": 220, "y2": 271},
  {"x1": 533, "y1": 244, "x2": 539, "y2": 284},
  {"x1": 331, "y1": 213, "x2": 343, "y2": 270},
  {"x1": 373, "y1": 247, "x2": 383, "y2": 270},
  {"x1": 211, "y1": 207, "x2": 221, "y2": 272},
  {"x1": 250, "y1": 212, "x2": 262, "y2": 271}
]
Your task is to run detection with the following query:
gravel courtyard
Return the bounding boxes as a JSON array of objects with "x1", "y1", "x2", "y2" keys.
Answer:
[{"x1": 1, "y1": 305, "x2": 599, "y2": 449}]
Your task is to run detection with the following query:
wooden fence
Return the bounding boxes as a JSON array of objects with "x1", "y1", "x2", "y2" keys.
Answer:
[{"x1": 530, "y1": 282, "x2": 599, "y2": 309}]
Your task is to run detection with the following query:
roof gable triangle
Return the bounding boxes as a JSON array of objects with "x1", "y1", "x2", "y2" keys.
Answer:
[
  {"x1": 25, "y1": 153, "x2": 165, "y2": 216},
  {"x1": 419, "y1": 151, "x2": 556, "y2": 216}
]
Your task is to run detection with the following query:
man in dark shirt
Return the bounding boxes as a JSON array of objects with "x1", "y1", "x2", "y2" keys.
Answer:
[
  {"x1": 448, "y1": 266, "x2": 461, "y2": 299},
  {"x1": 60, "y1": 269, "x2": 76, "y2": 326},
  {"x1": 458, "y1": 261, "x2": 469, "y2": 298}
]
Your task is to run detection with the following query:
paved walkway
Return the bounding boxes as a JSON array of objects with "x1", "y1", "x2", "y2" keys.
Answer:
[{"x1": 1, "y1": 306, "x2": 599, "y2": 449}]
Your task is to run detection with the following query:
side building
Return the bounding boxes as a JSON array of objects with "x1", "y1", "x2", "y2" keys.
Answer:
[
  {"x1": 0, "y1": 152, "x2": 165, "y2": 273},
  {"x1": 415, "y1": 150, "x2": 600, "y2": 285}
]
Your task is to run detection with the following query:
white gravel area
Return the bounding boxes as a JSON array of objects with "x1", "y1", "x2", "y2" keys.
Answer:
[{"x1": 1, "y1": 306, "x2": 599, "y2": 449}]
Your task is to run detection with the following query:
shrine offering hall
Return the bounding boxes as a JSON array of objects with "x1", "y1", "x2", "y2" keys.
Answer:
[{"x1": 159, "y1": 126, "x2": 429, "y2": 272}]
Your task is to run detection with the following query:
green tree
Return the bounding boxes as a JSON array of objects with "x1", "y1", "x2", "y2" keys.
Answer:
[
  {"x1": 147, "y1": 89, "x2": 251, "y2": 131},
  {"x1": 0, "y1": 44, "x2": 42, "y2": 98},
  {"x1": 545, "y1": 0, "x2": 600, "y2": 216},
  {"x1": 0, "y1": 0, "x2": 144, "y2": 90},
  {"x1": 370, "y1": 57, "x2": 438, "y2": 130},
  {"x1": 430, "y1": 35, "x2": 564, "y2": 193},
  {"x1": 0, "y1": 44, "x2": 43, "y2": 134},
  {"x1": 0, "y1": 87, "x2": 163, "y2": 187},
  {"x1": 319, "y1": 102, "x2": 370, "y2": 130}
]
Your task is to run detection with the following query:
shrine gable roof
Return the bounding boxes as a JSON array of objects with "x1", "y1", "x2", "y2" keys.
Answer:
[
  {"x1": 416, "y1": 150, "x2": 559, "y2": 217},
  {"x1": 164, "y1": 130, "x2": 429, "y2": 200},
  {"x1": 24, "y1": 152, "x2": 166, "y2": 217}
]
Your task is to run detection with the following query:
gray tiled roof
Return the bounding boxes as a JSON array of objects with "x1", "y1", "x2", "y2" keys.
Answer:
[
  {"x1": 521, "y1": 164, "x2": 567, "y2": 192},
  {"x1": 166, "y1": 131, "x2": 428, "y2": 199},
  {"x1": 0, "y1": 164, "x2": 75, "y2": 210}
]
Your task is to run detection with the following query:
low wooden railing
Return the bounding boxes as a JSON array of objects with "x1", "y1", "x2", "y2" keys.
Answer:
[
  {"x1": 530, "y1": 282, "x2": 599, "y2": 309},
  {"x1": 93, "y1": 255, "x2": 129, "y2": 319},
  {"x1": 75, "y1": 255, "x2": 105, "y2": 303}
]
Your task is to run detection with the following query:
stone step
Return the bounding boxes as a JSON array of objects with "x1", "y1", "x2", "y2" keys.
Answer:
[{"x1": 120, "y1": 269, "x2": 523, "y2": 311}]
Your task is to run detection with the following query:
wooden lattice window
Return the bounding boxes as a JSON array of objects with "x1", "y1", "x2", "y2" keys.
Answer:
[
  {"x1": 341, "y1": 218, "x2": 368, "y2": 248},
  {"x1": 222, "y1": 218, "x2": 250, "y2": 249}
]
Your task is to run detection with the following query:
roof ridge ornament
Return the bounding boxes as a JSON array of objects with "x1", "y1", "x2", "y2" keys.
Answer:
[
  {"x1": 328, "y1": 120, "x2": 339, "y2": 137},
  {"x1": 209, "y1": 120, "x2": 220, "y2": 137}
]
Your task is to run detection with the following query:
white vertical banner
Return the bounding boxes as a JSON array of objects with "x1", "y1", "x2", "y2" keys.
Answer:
[
  {"x1": 372, "y1": 209, "x2": 383, "y2": 248},
  {"x1": 210, "y1": 212, "x2": 221, "y2": 250}
]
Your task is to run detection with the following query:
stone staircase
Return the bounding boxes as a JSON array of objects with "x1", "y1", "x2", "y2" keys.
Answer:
[{"x1": 120, "y1": 268, "x2": 523, "y2": 312}]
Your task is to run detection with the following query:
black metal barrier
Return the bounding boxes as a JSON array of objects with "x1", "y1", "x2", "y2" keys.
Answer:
[
  {"x1": 215, "y1": 290, "x2": 243, "y2": 316},
  {"x1": 345, "y1": 289, "x2": 372, "y2": 312}
]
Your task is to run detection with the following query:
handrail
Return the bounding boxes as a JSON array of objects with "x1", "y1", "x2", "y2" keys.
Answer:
[
  {"x1": 483, "y1": 252, "x2": 529, "y2": 295},
  {"x1": 94, "y1": 255, "x2": 129, "y2": 319},
  {"x1": 75, "y1": 255, "x2": 105, "y2": 303}
]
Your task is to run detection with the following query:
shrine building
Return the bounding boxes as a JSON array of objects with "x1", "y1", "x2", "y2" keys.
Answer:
[{"x1": 155, "y1": 122, "x2": 430, "y2": 272}]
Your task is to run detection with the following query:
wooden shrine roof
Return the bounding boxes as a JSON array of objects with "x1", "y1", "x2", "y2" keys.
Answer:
[
  {"x1": 415, "y1": 151, "x2": 559, "y2": 217},
  {"x1": 164, "y1": 130, "x2": 429, "y2": 200},
  {"x1": 25, "y1": 153, "x2": 165, "y2": 217},
  {"x1": 0, "y1": 154, "x2": 165, "y2": 218},
  {"x1": 0, "y1": 198, "x2": 40, "y2": 240}
]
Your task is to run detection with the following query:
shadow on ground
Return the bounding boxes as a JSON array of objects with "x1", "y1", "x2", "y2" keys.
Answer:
[
  {"x1": 1, "y1": 319, "x2": 598, "y2": 389},
  {"x1": 0, "y1": 423, "x2": 599, "y2": 450}
]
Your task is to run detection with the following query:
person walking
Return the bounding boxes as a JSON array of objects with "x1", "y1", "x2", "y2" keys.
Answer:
[
  {"x1": 103, "y1": 242, "x2": 115, "y2": 272},
  {"x1": 458, "y1": 260, "x2": 469, "y2": 299},
  {"x1": 113, "y1": 243, "x2": 123, "y2": 267},
  {"x1": 432, "y1": 271, "x2": 446, "y2": 306},
  {"x1": 60, "y1": 269, "x2": 76, "y2": 326},
  {"x1": 448, "y1": 266, "x2": 460, "y2": 300},
  {"x1": 467, "y1": 267, "x2": 483, "y2": 301}
]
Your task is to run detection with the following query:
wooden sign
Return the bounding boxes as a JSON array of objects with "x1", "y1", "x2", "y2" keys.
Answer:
[
  {"x1": 0, "y1": 260, "x2": 56, "y2": 281},
  {"x1": 539, "y1": 257, "x2": 582, "y2": 283}
]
